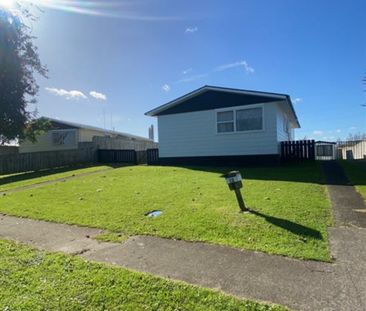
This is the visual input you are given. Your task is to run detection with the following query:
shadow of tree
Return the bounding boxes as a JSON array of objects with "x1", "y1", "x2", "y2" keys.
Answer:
[
  {"x1": 249, "y1": 210, "x2": 323, "y2": 240},
  {"x1": 0, "y1": 163, "x2": 123, "y2": 187}
]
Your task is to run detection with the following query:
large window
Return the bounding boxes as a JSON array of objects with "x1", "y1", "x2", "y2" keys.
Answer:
[
  {"x1": 51, "y1": 130, "x2": 76, "y2": 146},
  {"x1": 217, "y1": 106, "x2": 263, "y2": 133},
  {"x1": 316, "y1": 145, "x2": 334, "y2": 157},
  {"x1": 236, "y1": 108, "x2": 263, "y2": 131}
]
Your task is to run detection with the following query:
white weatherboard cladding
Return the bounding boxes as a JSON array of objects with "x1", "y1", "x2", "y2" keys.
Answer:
[
  {"x1": 158, "y1": 102, "x2": 281, "y2": 158},
  {"x1": 276, "y1": 103, "x2": 295, "y2": 142},
  {"x1": 78, "y1": 128, "x2": 107, "y2": 142},
  {"x1": 276, "y1": 110, "x2": 290, "y2": 142}
]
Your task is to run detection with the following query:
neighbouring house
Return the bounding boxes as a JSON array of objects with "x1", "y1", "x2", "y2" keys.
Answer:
[
  {"x1": 145, "y1": 85, "x2": 300, "y2": 165},
  {"x1": 19, "y1": 117, "x2": 155, "y2": 153},
  {"x1": 337, "y1": 140, "x2": 366, "y2": 160}
]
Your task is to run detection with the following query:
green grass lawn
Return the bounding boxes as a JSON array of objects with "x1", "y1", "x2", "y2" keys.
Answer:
[
  {"x1": 0, "y1": 163, "x2": 332, "y2": 261},
  {"x1": 0, "y1": 239, "x2": 284, "y2": 311},
  {"x1": 340, "y1": 160, "x2": 366, "y2": 200},
  {"x1": 0, "y1": 164, "x2": 111, "y2": 192}
]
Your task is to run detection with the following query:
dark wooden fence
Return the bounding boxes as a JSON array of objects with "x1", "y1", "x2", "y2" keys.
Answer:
[
  {"x1": 280, "y1": 140, "x2": 315, "y2": 161},
  {"x1": 98, "y1": 149, "x2": 136, "y2": 164},
  {"x1": 147, "y1": 148, "x2": 159, "y2": 164},
  {"x1": 98, "y1": 149, "x2": 160, "y2": 165},
  {"x1": 0, "y1": 147, "x2": 96, "y2": 174},
  {"x1": 0, "y1": 146, "x2": 18, "y2": 155}
]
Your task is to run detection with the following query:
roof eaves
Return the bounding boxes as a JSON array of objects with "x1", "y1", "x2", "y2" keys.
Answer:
[
  {"x1": 145, "y1": 86, "x2": 208, "y2": 116},
  {"x1": 204, "y1": 85, "x2": 289, "y2": 99},
  {"x1": 43, "y1": 117, "x2": 152, "y2": 142},
  {"x1": 145, "y1": 85, "x2": 291, "y2": 117},
  {"x1": 285, "y1": 96, "x2": 301, "y2": 128}
]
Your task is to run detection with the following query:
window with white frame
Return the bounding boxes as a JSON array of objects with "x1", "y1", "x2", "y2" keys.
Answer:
[
  {"x1": 316, "y1": 145, "x2": 334, "y2": 157},
  {"x1": 236, "y1": 108, "x2": 263, "y2": 131},
  {"x1": 217, "y1": 110, "x2": 234, "y2": 133},
  {"x1": 217, "y1": 106, "x2": 263, "y2": 133}
]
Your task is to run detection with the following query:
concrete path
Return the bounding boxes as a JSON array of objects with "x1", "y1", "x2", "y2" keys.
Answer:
[
  {"x1": 0, "y1": 214, "x2": 365, "y2": 311},
  {"x1": 322, "y1": 161, "x2": 366, "y2": 228}
]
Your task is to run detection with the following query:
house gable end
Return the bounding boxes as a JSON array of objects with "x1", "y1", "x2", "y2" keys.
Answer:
[{"x1": 156, "y1": 90, "x2": 278, "y2": 116}]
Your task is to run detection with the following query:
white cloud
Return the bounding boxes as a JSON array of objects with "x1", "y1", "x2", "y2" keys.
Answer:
[
  {"x1": 176, "y1": 73, "x2": 208, "y2": 83},
  {"x1": 185, "y1": 26, "x2": 198, "y2": 33},
  {"x1": 162, "y1": 84, "x2": 171, "y2": 92},
  {"x1": 182, "y1": 68, "x2": 192, "y2": 75},
  {"x1": 45, "y1": 87, "x2": 87, "y2": 100},
  {"x1": 172, "y1": 60, "x2": 254, "y2": 85},
  {"x1": 215, "y1": 60, "x2": 254, "y2": 74},
  {"x1": 321, "y1": 136, "x2": 336, "y2": 141},
  {"x1": 90, "y1": 91, "x2": 107, "y2": 101},
  {"x1": 293, "y1": 98, "x2": 302, "y2": 104},
  {"x1": 313, "y1": 130, "x2": 323, "y2": 136},
  {"x1": 22, "y1": 1, "x2": 181, "y2": 21},
  {"x1": 336, "y1": 129, "x2": 342, "y2": 133},
  {"x1": 349, "y1": 126, "x2": 357, "y2": 131}
]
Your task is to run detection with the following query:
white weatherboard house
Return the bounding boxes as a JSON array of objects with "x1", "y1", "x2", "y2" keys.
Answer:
[
  {"x1": 19, "y1": 117, "x2": 153, "y2": 153},
  {"x1": 145, "y1": 86, "x2": 300, "y2": 165}
]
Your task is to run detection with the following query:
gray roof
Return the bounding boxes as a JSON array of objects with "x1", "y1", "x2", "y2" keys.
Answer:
[{"x1": 43, "y1": 117, "x2": 152, "y2": 142}]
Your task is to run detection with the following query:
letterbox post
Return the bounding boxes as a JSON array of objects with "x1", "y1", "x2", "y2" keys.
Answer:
[
  {"x1": 224, "y1": 171, "x2": 249, "y2": 213},
  {"x1": 234, "y1": 187, "x2": 247, "y2": 212}
]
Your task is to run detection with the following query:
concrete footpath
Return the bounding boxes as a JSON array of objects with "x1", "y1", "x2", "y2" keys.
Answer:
[
  {"x1": 0, "y1": 214, "x2": 365, "y2": 311},
  {"x1": 322, "y1": 161, "x2": 366, "y2": 228}
]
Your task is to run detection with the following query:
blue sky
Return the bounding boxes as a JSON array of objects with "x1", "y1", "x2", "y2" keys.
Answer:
[{"x1": 23, "y1": 0, "x2": 366, "y2": 140}]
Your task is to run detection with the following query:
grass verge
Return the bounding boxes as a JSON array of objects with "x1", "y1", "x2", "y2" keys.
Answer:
[
  {"x1": 94, "y1": 231, "x2": 129, "y2": 243},
  {"x1": 0, "y1": 239, "x2": 285, "y2": 310}
]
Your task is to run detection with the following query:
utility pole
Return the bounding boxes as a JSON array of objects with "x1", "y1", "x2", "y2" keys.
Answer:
[
  {"x1": 363, "y1": 74, "x2": 366, "y2": 135},
  {"x1": 362, "y1": 104, "x2": 366, "y2": 135}
]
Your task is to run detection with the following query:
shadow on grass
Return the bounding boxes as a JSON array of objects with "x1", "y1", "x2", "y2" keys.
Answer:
[
  {"x1": 158, "y1": 160, "x2": 366, "y2": 186},
  {"x1": 250, "y1": 210, "x2": 323, "y2": 240},
  {"x1": 0, "y1": 163, "x2": 126, "y2": 187},
  {"x1": 171, "y1": 161, "x2": 328, "y2": 185}
]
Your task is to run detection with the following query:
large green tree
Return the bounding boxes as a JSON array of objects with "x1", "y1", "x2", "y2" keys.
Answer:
[{"x1": 0, "y1": 6, "x2": 48, "y2": 144}]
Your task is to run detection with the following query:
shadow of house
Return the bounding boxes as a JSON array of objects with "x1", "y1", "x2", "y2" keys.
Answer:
[
  {"x1": 162, "y1": 162, "x2": 331, "y2": 185},
  {"x1": 157, "y1": 159, "x2": 366, "y2": 186}
]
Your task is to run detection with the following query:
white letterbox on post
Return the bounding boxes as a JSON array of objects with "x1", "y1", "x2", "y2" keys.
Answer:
[
  {"x1": 224, "y1": 171, "x2": 243, "y2": 191},
  {"x1": 223, "y1": 171, "x2": 249, "y2": 213}
]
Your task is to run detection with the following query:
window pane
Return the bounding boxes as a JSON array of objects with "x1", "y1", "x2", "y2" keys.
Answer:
[
  {"x1": 51, "y1": 131, "x2": 76, "y2": 146},
  {"x1": 316, "y1": 145, "x2": 324, "y2": 156},
  {"x1": 217, "y1": 122, "x2": 234, "y2": 133},
  {"x1": 236, "y1": 108, "x2": 262, "y2": 131},
  {"x1": 325, "y1": 145, "x2": 333, "y2": 156},
  {"x1": 317, "y1": 145, "x2": 333, "y2": 157},
  {"x1": 217, "y1": 111, "x2": 234, "y2": 122}
]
